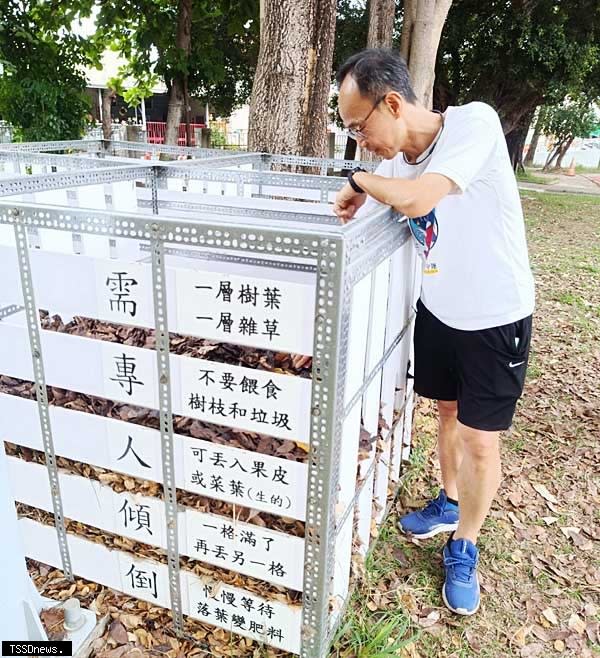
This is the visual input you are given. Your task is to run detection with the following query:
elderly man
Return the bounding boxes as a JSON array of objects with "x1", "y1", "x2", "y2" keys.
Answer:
[{"x1": 334, "y1": 48, "x2": 534, "y2": 616}]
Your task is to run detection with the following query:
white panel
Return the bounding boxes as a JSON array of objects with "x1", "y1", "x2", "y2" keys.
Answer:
[
  {"x1": 0, "y1": 393, "x2": 308, "y2": 521},
  {"x1": 167, "y1": 177, "x2": 184, "y2": 192},
  {"x1": 343, "y1": 274, "x2": 371, "y2": 406},
  {"x1": 365, "y1": 259, "x2": 391, "y2": 372},
  {"x1": 402, "y1": 384, "x2": 415, "y2": 462},
  {"x1": 362, "y1": 374, "x2": 382, "y2": 436},
  {"x1": 19, "y1": 518, "x2": 301, "y2": 654},
  {"x1": 35, "y1": 189, "x2": 69, "y2": 206},
  {"x1": 355, "y1": 470, "x2": 375, "y2": 557},
  {"x1": 330, "y1": 512, "x2": 353, "y2": 626},
  {"x1": 380, "y1": 343, "x2": 401, "y2": 428},
  {"x1": 0, "y1": 246, "x2": 316, "y2": 355},
  {"x1": 81, "y1": 184, "x2": 107, "y2": 210},
  {"x1": 110, "y1": 180, "x2": 138, "y2": 212},
  {"x1": 0, "y1": 225, "x2": 15, "y2": 247},
  {"x1": 373, "y1": 428, "x2": 393, "y2": 525},
  {"x1": 337, "y1": 401, "x2": 361, "y2": 515},
  {"x1": 39, "y1": 229, "x2": 74, "y2": 254},
  {"x1": 106, "y1": 419, "x2": 164, "y2": 483},
  {"x1": 117, "y1": 553, "x2": 171, "y2": 608},
  {"x1": 95, "y1": 260, "x2": 155, "y2": 325}
]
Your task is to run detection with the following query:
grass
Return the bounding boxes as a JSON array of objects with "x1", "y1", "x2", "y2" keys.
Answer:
[
  {"x1": 575, "y1": 163, "x2": 600, "y2": 174},
  {"x1": 516, "y1": 168, "x2": 557, "y2": 185},
  {"x1": 333, "y1": 189, "x2": 600, "y2": 658}
]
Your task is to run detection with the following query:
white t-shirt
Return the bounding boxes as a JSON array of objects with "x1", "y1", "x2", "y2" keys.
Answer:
[{"x1": 363, "y1": 101, "x2": 535, "y2": 331}]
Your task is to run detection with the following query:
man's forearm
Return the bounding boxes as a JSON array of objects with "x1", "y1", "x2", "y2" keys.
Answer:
[{"x1": 352, "y1": 171, "x2": 419, "y2": 216}]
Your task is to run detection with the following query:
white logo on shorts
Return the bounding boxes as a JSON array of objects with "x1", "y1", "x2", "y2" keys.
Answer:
[{"x1": 508, "y1": 361, "x2": 525, "y2": 368}]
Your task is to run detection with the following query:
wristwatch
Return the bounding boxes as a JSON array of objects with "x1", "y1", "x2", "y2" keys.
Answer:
[{"x1": 347, "y1": 166, "x2": 367, "y2": 194}]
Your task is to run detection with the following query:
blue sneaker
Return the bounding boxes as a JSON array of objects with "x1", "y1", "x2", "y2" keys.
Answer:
[
  {"x1": 398, "y1": 490, "x2": 459, "y2": 539},
  {"x1": 442, "y1": 537, "x2": 480, "y2": 615}
]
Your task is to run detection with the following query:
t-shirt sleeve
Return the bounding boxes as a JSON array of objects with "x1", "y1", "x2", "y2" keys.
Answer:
[{"x1": 425, "y1": 104, "x2": 499, "y2": 193}]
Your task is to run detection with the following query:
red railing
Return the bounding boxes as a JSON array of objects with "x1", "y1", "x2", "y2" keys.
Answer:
[{"x1": 146, "y1": 121, "x2": 206, "y2": 146}]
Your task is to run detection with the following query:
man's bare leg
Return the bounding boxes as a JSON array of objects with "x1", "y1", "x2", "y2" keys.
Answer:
[
  {"x1": 454, "y1": 422, "x2": 502, "y2": 544},
  {"x1": 437, "y1": 400, "x2": 462, "y2": 501}
]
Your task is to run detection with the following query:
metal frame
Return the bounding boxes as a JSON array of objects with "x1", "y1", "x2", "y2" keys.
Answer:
[
  {"x1": 11, "y1": 211, "x2": 73, "y2": 580},
  {"x1": 0, "y1": 150, "x2": 415, "y2": 658}
]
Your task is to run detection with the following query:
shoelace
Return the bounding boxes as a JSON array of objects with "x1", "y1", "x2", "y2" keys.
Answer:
[
  {"x1": 421, "y1": 497, "x2": 445, "y2": 518},
  {"x1": 444, "y1": 554, "x2": 476, "y2": 583}
]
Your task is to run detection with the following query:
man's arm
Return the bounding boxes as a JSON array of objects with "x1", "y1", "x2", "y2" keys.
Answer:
[{"x1": 333, "y1": 172, "x2": 455, "y2": 222}]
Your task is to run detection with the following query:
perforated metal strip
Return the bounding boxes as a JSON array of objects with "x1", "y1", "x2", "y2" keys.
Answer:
[
  {"x1": 0, "y1": 165, "x2": 147, "y2": 197},
  {"x1": 13, "y1": 214, "x2": 73, "y2": 579},
  {"x1": 0, "y1": 303, "x2": 24, "y2": 320},
  {"x1": 150, "y1": 226, "x2": 184, "y2": 635},
  {"x1": 301, "y1": 236, "x2": 350, "y2": 657}
]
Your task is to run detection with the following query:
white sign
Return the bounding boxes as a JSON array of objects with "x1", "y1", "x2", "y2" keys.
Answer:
[
  {"x1": 187, "y1": 575, "x2": 301, "y2": 652},
  {"x1": 0, "y1": 243, "x2": 316, "y2": 354},
  {"x1": 19, "y1": 518, "x2": 302, "y2": 653},
  {"x1": 181, "y1": 436, "x2": 307, "y2": 522},
  {"x1": 178, "y1": 355, "x2": 311, "y2": 442},
  {"x1": 185, "y1": 511, "x2": 304, "y2": 591},
  {"x1": 0, "y1": 393, "x2": 309, "y2": 521},
  {"x1": 1, "y1": 305, "x2": 312, "y2": 442},
  {"x1": 176, "y1": 268, "x2": 315, "y2": 354},
  {"x1": 8, "y1": 456, "x2": 304, "y2": 589}
]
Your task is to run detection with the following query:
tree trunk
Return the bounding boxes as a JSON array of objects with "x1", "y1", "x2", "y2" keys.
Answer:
[
  {"x1": 101, "y1": 88, "x2": 116, "y2": 142},
  {"x1": 502, "y1": 107, "x2": 535, "y2": 172},
  {"x1": 555, "y1": 136, "x2": 574, "y2": 169},
  {"x1": 523, "y1": 111, "x2": 542, "y2": 166},
  {"x1": 164, "y1": 0, "x2": 192, "y2": 146},
  {"x1": 400, "y1": 0, "x2": 453, "y2": 109},
  {"x1": 543, "y1": 140, "x2": 565, "y2": 171},
  {"x1": 248, "y1": 0, "x2": 337, "y2": 156},
  {"x1": 367, "y1": 0, "x2": 396, "y2": 48}
]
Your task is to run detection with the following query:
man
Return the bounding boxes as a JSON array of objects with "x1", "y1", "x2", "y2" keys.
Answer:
[{"x1": 334, "y1": 49, "x2": 534, "y2": 616}]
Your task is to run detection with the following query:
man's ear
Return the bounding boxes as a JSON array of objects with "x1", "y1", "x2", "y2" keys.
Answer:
[{"x1": 384, "y1": 92, "x2": 403, "y2": 119}]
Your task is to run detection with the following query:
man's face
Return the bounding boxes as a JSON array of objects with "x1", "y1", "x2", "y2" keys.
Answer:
[{"x1": 338, "y1": 76, "x2": 403, "y2": 159}]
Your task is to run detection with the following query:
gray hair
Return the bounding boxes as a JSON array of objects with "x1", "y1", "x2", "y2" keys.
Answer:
[{"x1": 336, "y1": 48, "x2": 418, "y2": 104}]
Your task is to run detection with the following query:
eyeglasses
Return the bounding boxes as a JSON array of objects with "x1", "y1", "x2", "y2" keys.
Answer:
[{"x1": 347, "y1": 95, "x2": 386, "y2": 140}]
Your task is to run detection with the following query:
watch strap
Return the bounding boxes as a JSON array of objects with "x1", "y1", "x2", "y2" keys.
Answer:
[{"x1": 347, "y1": 166, "x2": 366, "y2": 194}]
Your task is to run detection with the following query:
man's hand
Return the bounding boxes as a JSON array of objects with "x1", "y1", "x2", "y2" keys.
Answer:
[{"x1": 333, "y1": 183, "x2": 366, "y2": 224}]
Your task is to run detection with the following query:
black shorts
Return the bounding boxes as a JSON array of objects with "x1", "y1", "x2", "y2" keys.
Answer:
[{"x1": 413, "y1": 299, "x2": 532, "y2": 431}]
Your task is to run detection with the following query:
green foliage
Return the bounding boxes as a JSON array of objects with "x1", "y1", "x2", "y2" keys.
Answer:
[
  {"x1": 91, "y1": 0, "x2": 259, "y2": 116},
  {"x1": 332, "y1": 0, "x2": 368, "y2": 76},
  {"x1": 435, "y1": 0, "x2": 600, "y2": 129},
  {"x1": 209, "y1": 127, "x2": 227, "y2": 148},
  {"x1": 538, "y1": 98, "x2": 599, "y2": 143},
  {"x1": 0, "y1": 1, "x2": 93, "y2": 141}
]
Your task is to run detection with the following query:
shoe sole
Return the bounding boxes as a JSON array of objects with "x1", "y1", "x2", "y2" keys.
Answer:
[
  {"x1": 442, "y1": 584, "x2": 480, "y2": 616},
  {"x1": 398, "y1": 522, "x2": 459, "y2": 540}
]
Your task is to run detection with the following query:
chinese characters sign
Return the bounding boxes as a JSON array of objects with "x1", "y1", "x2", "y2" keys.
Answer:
[
  {"x1": 20, "y1": 519, "x2": 302, "y2": 653},
  {"x1": 181, "y1": 437, "x2": 307, "y2": 521},
  {"x1": 187, "y1": 575, "x2": 301, "y2": 653},
  {"x1": 178, "y1": 356, "x2": 311, "y2": 442},
  {"x1": 176, "y1": 268, "x2": 315, "y2": 354}
]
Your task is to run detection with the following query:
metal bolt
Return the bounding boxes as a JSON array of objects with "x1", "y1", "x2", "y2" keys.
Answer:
[{"x1": 311, "y1": 406, "x2": 321, "y2": 417}]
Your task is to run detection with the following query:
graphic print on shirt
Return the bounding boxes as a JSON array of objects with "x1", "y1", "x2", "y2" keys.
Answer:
[{"x1": 408, "y1": 209, "x2": 438, "y2": 260}]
